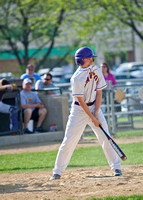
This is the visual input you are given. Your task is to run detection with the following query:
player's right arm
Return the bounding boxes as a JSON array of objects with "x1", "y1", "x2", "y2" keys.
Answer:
[{"x1": 76, "y1": 96, "x2": 102, "y2": 127}]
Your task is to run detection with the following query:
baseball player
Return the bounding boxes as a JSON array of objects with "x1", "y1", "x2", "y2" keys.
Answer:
[{"x1": 50, "y1": 47, "x2": 122, "y2": 180}]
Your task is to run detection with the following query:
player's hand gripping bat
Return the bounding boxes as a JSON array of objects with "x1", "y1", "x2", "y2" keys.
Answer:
[{"x1": 99, "y1": 125, "x2": 127, "y2": 161}]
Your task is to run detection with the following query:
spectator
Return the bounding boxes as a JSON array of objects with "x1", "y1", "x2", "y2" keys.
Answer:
[
  {"x1": 20, "y1": 64, "x2": 41, "y2": 87},
  {"x1": 0, "y1": 78, "x2": 19, "y2": 130},
  {"x1": 100, "y1": 62, "x2": 117, "y2": 86},
  {"x1": 100, "y1": 62, "x2": 121, "y2": 112},
  {"x1": 35, "y1": 72, "x2": 57, "y2": 94},
  {"x1": 20, "y1": 78, "x2": 47, "y2": 134}
]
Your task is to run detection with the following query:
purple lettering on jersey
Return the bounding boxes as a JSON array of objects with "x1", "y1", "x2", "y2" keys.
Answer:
[
  {"x1": 85, "y1": 76, "x2": 90, "y2": 86},
  {"x1": 84, "y1": 72, "x2": 99, "y2": 87},
  {"x1": 89, "y1": 72, "x2": 93, "y2": 79}
]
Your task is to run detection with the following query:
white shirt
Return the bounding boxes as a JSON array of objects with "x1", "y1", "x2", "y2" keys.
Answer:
[{"x1": 71, "y1": 65, "x2": 107, "y2": 103}]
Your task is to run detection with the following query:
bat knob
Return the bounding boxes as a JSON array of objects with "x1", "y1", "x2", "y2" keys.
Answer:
[{"x1": 122, "y1": 156, "x2": 127, "y2": 161}]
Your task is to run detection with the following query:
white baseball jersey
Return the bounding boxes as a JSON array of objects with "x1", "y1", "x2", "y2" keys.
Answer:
[
  {"x1": 71, "y1": 65, "x2": 107, "y2": 103},
  {"x1": 53, "y1": 65, "x2": 121, "y2": 176}
]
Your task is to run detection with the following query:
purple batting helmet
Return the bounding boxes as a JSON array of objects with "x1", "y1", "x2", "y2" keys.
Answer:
[{"x1": 75, "y1": 47, "x2": 97, "y2": 66}]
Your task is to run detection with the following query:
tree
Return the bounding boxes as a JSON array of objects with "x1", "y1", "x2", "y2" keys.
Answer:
[
  {"x1": 0, "y1": 0, "x2": 79, "y2": 72},
  {"x1": 91, "y1": 0, "x2": 143, "y2": 41},
  {"x1": 68, "y1": 0, "x2": 143, "y2": 64},
  {"x1": 2, "y1": 0, "x2": 141, "y2": 74}
]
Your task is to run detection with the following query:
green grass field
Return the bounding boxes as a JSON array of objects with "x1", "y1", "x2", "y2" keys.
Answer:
[
  {"x1": 116, "y1": 129, "x2": 143, "y2": 137},
  {"x1": 86, "y1": 129, "x2": 143, "y2": 138},
  {"x1": 0, "y1": 142, "x2": 143, "y2": 174}
]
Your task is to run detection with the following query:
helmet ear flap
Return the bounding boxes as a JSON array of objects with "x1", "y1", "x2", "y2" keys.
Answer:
[{"x1": 76, "y1": 59, "x2": 84, "y2": 66}]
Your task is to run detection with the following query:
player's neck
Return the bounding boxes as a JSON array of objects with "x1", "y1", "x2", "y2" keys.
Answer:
[{"x1": 80, "y1": 64, "x2": 91, "y2": 68}]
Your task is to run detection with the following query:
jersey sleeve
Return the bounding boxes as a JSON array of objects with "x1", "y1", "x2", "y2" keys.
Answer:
[
  {"x1": 97, "y1": 68, "x2": 107, "y2": 90},
  {"x1": 72, "y1": 78, "x2": 84, "y2": 97}
]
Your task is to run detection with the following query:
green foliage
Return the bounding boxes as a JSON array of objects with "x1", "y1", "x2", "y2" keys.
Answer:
[
  {"x1": 0, "y1": 0, "x2": 81, "y2": 71},
  {"x1": 0, "y1": 0, "x2": 143, "y2": 72},
  {"x1": 0, "y1": 142, "x2": 142, "y2": 174}
]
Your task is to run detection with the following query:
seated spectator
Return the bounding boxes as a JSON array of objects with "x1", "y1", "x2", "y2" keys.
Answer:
[
  {"x1": 0, "y1": 78, "x2": 19, "y2": 130},
  {"x1": 35, "y1": 72, "x2": 57, "y2": 94},
  {"x1": 20, "y1": 78, "x2": 47, "y2": 134},
  {"x1": 100, "y1": 62, "x2": 117, "y2": 86},
  {"x1": 20, "y1": 64, "x2": 41, "y2": 87}
]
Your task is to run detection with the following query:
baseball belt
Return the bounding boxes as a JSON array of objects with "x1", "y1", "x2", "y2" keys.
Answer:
[{"x1": 75, "y1": 100, "x2": 95, "y2": 106}]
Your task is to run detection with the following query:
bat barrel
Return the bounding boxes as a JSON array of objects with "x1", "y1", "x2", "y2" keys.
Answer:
[{"x1": 99, "y1": 125, "x2": 127, "y2": 161}]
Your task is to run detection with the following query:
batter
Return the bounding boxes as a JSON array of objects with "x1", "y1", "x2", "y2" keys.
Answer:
[{"x1": 50, "y1": 47, "x2": 122, "y2": 180}]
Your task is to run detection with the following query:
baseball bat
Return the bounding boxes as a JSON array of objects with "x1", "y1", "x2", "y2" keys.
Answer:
[{"x1": 99, "y1": 125, "x2": 127, "y2": 161}]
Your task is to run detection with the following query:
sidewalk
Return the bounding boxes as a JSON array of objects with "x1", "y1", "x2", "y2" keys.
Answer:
[{"x1": 0, "y1": 131, "x2": 64, "y2": 147}]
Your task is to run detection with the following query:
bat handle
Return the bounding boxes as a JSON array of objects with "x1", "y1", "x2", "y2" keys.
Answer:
[
  {"x1": 99, "y1": 124, "x2": 102, "y2": 129},
  {"x1": 99, "y1": 124, "x2": 106, "y2": 134}
]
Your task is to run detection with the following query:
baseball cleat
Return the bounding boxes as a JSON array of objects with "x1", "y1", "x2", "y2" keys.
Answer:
[
  {"x1": 50, "y1": 174, "x2": 61, "y2": 180},
  {"x1": 114, "y1": 169, "x2": 122, "y2": 176}
]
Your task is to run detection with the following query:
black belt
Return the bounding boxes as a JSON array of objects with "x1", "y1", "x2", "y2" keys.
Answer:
[{"x1": 75, "y1": 100, "x2": 95, "y2": 106}]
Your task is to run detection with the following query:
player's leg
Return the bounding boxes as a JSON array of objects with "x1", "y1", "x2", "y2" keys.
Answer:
[
  {"x1": 52, "y1": 112, "x2": 87, "y2": 178},
  {"x1": 88, "y1": 108, "x2": 121, "y2": 174}
]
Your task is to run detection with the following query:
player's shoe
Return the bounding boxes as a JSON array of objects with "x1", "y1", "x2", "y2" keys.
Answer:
[
  {"x1": 114, "y1": 169, "x2": 122, "y2": 176},
  {"x1": 50, "y1": 174, "x2": 61, "y2": 180}
]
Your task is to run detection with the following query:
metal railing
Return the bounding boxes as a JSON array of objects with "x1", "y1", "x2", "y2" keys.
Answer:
[
  {"x1": 101, "y1": 79, "x2": 143, "y2": 134},
  {"x1": 56, "y1": 79, "x2": 143, "y2": 135}
]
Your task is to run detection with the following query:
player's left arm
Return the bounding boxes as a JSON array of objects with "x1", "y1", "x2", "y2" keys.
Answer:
[{"x1": 94, "y1": 89, "x2": 102, "y2": 120}]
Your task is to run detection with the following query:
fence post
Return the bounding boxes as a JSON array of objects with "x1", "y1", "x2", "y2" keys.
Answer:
[
  {"x1": 106, "y1": 87, "x2": 111, "y2": 132},
  {"x1": 110, "y1": 84, "x2": 116, "y2": 135}
]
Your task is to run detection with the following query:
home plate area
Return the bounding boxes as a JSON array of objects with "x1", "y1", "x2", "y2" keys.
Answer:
[{"x1": 0, "y1": 165, "x2": 143, "y2": 200}]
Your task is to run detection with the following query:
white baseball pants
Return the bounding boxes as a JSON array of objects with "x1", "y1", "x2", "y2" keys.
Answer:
[{"x1": 53, "y1": 103, "x2": 121, "y2": 175}]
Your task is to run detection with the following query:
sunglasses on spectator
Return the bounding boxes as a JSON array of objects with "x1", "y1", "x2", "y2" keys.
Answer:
[{"x1": 44, "y1": 78, "x2": 51, "y2": 81}]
